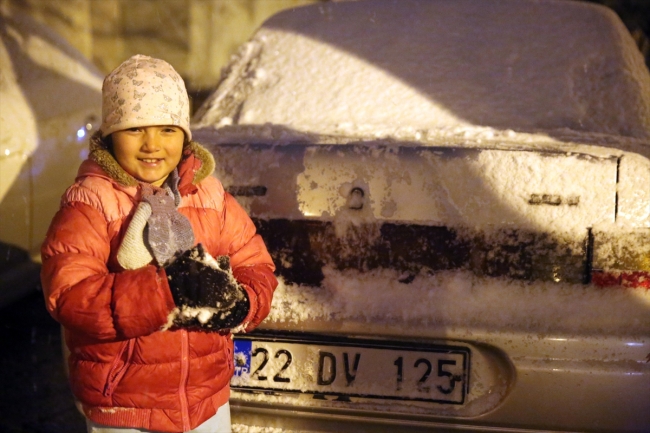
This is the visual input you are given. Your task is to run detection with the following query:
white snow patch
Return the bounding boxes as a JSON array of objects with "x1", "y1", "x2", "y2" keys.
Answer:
[
  {"x1": 194, "y1": 0, "x2": 650, "y2": 152},
  {"x1": 266, "y1": 267, "x2": 650, "y2": 336},
  {"x1": 616, "y1": 153, "x2": 650, "y2": 226}
]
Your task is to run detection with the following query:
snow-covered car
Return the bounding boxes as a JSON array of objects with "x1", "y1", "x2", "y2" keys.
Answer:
[
  {"x1": 0, "y1": 9, "x2": 102, "y2": 307},
  {"x1": 192, "y1": 0, "x2": 650, "y2": 431}
]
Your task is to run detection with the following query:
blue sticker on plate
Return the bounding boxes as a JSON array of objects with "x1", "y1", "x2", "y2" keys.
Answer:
[{"x1": 233, "y1": 339, "x2": 252, "y2": 377}]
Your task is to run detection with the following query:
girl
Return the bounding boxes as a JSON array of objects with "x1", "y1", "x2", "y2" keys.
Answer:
[{"x1": 40, "y1": 55, "x2": 277, "y2": 433}]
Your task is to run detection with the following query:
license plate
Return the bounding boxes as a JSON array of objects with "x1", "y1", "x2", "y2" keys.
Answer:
[{"x1": 232, "y1": 336, "x2": 470, "y2": 404}]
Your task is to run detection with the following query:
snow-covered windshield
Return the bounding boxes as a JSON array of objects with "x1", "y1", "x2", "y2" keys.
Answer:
[{"x1": 194, "y1": 0, "x2": 650, "y2": 158}]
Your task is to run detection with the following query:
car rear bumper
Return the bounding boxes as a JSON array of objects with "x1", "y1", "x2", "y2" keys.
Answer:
[{"x1": 230, "y1": 329, "x2": 650, "y2": 433}]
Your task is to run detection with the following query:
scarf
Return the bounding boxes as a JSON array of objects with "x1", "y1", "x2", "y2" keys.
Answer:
[{"x1": 117, "y1": 170, "x2": 195, "y2": 269}]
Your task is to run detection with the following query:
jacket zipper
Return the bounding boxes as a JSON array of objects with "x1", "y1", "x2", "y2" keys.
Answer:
[
  {"x1": 103, "y1": 339, "x2": 135, "y2": 398},
  {"x1": 226, "y1": 343, "x2": 233, "y2": 372},
  {"x1": 179, "y1": 329, "x2": 191, "y2": 431}
]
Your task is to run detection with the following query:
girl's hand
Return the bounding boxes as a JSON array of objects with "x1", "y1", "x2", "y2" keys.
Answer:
[{"x1": 164, "y1": 245, "x2": 250, "y2": 330}]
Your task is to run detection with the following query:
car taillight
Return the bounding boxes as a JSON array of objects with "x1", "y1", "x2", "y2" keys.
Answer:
[
  {"x1": 592, "y1": 270, "x2": 650, "y2": 288},
  {"x1": 592, "y1": 229, "x2": 650, "y2": 289}
]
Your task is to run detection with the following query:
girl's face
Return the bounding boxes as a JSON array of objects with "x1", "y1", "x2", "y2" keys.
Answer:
[{"x1": 111, "y1": 125, "x2": 185, "y2": 187}]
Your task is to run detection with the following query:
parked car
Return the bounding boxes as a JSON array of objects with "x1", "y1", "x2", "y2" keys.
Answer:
[
  {"x1": 193, "y1": 0, "x2": 650, "y2": 431},
  {"x1": 0, "y1": 8, "x2": 103, "y2": 307}
]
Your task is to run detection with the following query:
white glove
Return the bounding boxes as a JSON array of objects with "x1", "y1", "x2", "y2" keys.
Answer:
[{"x1": 117, "y1": 202, "x2": 154, "y2": 270}]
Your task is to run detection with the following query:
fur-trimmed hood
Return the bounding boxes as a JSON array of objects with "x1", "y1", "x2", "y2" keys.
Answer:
[{"x1": 87, "y1": 131, "x2": 215, "y2": 188}]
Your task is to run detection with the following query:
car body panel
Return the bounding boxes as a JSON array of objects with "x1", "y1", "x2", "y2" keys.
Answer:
[{"x1": 0, "y1": 8, "x2": 102, "y2": 306}]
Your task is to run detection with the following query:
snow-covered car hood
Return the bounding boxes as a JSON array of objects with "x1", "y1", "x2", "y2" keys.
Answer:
[{"x1": 193, "y1": 0, "x2": 650, "y2": 159}]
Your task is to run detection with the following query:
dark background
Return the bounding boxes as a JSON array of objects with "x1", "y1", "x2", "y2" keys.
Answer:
[
  {"x1": 588, "y1": 0, "x2": 650, "y2": 68},
  {"x1": 0, "y1": 292, "x2": 84, "y2": 432}
]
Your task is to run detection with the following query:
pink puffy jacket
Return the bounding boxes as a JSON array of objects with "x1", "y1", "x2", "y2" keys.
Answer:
[{"x1": 41, "y1": 140, "x2": 277, "y2": 432}]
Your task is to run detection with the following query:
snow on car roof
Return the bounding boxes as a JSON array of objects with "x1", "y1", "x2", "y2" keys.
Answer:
[{"x1": 193, "y1": 0, "x2": 650, "y2": 157}]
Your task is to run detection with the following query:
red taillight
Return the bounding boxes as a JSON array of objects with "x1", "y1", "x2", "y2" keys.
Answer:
[
  {"x1": 592, "y1": 271, "x2": 650, "y2": 288},
  {"x1": 592, "y1": 229, "x2": 649, "y2": 289}
]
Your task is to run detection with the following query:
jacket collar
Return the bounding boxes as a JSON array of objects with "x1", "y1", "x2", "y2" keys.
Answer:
[{"x1": 82, "y1": 131, "x2": 215, "y2": 194}]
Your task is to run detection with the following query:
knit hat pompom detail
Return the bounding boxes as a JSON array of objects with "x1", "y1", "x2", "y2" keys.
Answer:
[{"x1": 100, "y1": 54, "x2": 191, "y2": 140}]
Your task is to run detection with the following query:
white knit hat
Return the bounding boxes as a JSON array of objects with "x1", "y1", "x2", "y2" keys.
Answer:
[{"x1": 100, "y1": 54, "x2": 191, "y2": 140}]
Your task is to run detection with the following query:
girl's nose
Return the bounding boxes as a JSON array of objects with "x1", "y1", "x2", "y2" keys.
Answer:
[{"x1": 141, "y1": 130, "x2": 160, "y2": 152}]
